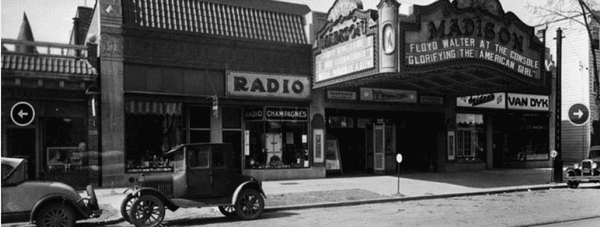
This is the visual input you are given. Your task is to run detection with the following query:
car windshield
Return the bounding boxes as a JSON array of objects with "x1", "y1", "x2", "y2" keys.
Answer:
[{"x1": 590, "y1": 150, "x2": 600, "y2": 159}]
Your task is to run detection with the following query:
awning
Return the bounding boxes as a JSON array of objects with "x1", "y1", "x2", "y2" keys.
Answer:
[
  {"x1": 319, "y1": 65, "x2": 549, "y2": 96},
  {"x1": 125, "y1": 100, "x2": 182, "y2": 116}
]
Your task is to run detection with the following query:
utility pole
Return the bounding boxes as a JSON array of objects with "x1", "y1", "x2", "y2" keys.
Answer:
[{"x1": 553, "y1": 28, "x2": 564, "y2": 183}]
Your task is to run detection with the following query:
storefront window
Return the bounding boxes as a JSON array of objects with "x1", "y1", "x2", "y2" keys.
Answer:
[
  {"x1": 503, "y1": 114, "x2": 549, "y2": 161},
  {"x1": 43, "y1": 117, "x2": 86, "y2": 173},
  {"x1": 189, "y1": 106, "x2": 211, "y2": 143},
  {"x1": 456, "y1": 114, "x2": 485, "y2": 162},
  {"x1": 125, "y1": 113, "x2": 182, "y2": 173},
  {"x1": 244, "y1": 107, "x2": 309, "y2": 169}
]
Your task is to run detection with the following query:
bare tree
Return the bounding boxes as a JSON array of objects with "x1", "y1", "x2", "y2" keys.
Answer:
[{"x1": 529, "y1": 0, "x2": 598, "y2": 100}]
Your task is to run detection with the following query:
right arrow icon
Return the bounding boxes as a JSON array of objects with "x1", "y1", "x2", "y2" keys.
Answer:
[
  {"x1": 573, "y1": 109, "x2": 583, "y2": 119},
  {"x1": 568, "y1": 104, "x2": 589, "y2": 126}
]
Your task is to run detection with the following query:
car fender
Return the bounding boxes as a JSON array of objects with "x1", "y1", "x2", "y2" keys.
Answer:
[
  {"x1": 131, "y1": 187, "x2": 179, "y2": 211},
  {"x1": 30, "y1": 195, "x2": 89, "y2": 223},
  {"x1": 231, "y1": 181, "x2": 266, "y2": 205}
]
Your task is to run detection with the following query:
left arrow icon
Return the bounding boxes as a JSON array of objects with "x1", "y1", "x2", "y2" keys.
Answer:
[{"x1": 18, "y1": 109, "x2": 28, "y2": 118}]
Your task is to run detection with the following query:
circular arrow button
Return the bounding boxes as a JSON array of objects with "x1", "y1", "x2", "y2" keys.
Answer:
[
  {"x1": 568, "y1": 103, "x2": 589, "y2": 126},
  {"x1": 10, "y1": 102, "x2": 35, "y2": 126}
]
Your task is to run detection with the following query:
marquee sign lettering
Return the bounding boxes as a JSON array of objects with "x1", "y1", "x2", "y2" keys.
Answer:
[
  {"x1": 402, "y1": 0, "x2": 543, "y2": 79},
  {"x1": 314, "y1": 0, "x2": 376, "y2": 87},
  {"x1": 227, "y1": 71, "x2": 310, "y2": 100}
]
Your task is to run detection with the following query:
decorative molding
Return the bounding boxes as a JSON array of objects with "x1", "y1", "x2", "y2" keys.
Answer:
[
  {"x1": 100, "y1": 34, "x2": 123, "y2": 57},
  {"x1": 100, "y1": 0, "x2": 122, "y2": 18}
]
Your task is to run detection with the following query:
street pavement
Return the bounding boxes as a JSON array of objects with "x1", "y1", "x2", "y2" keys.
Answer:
[{"x1": 66, "y1": 167, "x2": 600, "y2": 226}]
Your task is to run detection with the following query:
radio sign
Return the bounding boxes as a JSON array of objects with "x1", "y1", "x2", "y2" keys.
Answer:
[{"x1": 227, "y1": 71, "x2": 310, "y2": 100}]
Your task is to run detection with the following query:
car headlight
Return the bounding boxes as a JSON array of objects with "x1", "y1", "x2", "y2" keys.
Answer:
[
  {"x1": 574, "y1": 163, "x2": 580, "y2": 169},
  {"x1": 593, "y1": 163, "x2": 598, "y2": 169}
]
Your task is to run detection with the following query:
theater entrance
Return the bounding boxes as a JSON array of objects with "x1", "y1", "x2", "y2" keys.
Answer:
[{"x1": 326, "y1": 110, "x2": 443, "y2": 175}]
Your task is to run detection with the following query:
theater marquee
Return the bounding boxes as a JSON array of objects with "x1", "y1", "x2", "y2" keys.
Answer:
[
  {"x1": 313, "y1": 0, "x2": 377, "y2": 89},
  {"x1": 400, "y1": 0, "x2": 544, "y2": 79}
]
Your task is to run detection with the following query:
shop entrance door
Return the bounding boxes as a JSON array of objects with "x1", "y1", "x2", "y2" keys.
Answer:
[
  {"x1": 6, "y1": 128, "x2": 37, "y2": 179},
  {"x1": 373, "y1": 125, "x2": 385, "y2": 172},
  {"x1": 373, "y1": 123, "x2": 395, "y2": 174},
  {"x1": 493, "y1": 133, "x2": 504, "y2": 168}
]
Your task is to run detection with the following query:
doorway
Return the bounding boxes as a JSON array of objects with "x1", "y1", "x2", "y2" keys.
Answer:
[
  {"x1": 493, "y1": 132, "x2": 504, "y2": 168},
  {"x1": 6, "y1": 128, "x2": 37, "y2": 179}
]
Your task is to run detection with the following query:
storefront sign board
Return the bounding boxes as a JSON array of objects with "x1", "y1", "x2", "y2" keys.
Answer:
[
  {"x1": 244, "y1": 108, "x2": 264, "y2": 121},
  {"x1": 265, "y1": 107, "x2": 308, "y2": 121},
  {"x1": 360, "y1": 88, "x2": 417, "y2": 103},
  {"x1": 420, "y1": 96, "x2": 444, "y2": 105},
  {"x1": 507, "y1": 93, "x2": 549, "y2": 111},
  {"x1": 226, "y1": 71, "x2": 310, "y2": 100},
  {"x1": 456, "y1": 92, "x2": 505, "y2": 109},
  {"x1": 327, "y1": 90, "x2": 357, "y2": 100},
  {"x1": 401, "y1": 1, "x2": 543, "y2": 79}
]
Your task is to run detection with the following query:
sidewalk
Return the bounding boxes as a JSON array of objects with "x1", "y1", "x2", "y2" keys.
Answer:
[{"x1": 79, "y1": 168, "x2": 591, "y2": 225}]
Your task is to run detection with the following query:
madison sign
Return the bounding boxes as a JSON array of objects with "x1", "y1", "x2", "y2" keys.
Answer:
[
  {"x1": 402, "y1": 0, "x2": 543, "y2": 79},
  {"x1": 227, "y1": 71, "x2": 310, "y2": 99}
]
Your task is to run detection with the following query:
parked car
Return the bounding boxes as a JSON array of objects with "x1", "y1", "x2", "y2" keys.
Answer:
[
  {"x1": 121, "y1": 143, "x2": 266, "y2": 227},
  {"x1": 564, "y1": 146, "x2": 600, "y2": 188},
  {"x1": 1, "y1": 157, "x2": 101, "y2": 227}
]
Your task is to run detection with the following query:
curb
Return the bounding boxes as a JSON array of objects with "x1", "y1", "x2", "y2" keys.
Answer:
[
  {"x1": 264, "y1": 184, "x2": 569, "y2": 213},
  {"x1": 81, "y1": 184, "x2": 572, "y2": 225}
]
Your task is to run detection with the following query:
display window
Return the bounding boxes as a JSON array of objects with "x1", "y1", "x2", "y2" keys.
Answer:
[
  {"x1": 502, "y1": 113, "x2": 549, "y2": 161},
  {"x1": 244, "y1": 107, "x2": 309, "y2": 169},
  {"x1": 456, "y1": 113, "x2": 485, "y2": 162},
  {"x1": 124, "y1": 101, "x2": 183, "y2": 173},
  {"x1": 43, "y1": 117, "x2": 87, "y2": 173}
]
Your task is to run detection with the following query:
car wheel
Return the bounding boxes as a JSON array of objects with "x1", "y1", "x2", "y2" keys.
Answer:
[
  {"x1": 567, "y1": 180, "x2": 580, "y2": 189},
  {"x1": 86, "y1": 185, "x2": 99, "y2": 210},
  {"x1": 235, "y1": 189, "x2": 264, "y2": 220},
  {"x1": 128, "y1": 195, "x2": 165, "y2": 227},
  {"x1": 36, "y1": 203, "x2": 76, "y2": 227},
  {"x1": 218, "y1": 206, "x2": 237, "y2": 217},
  {"x1": 120, "y1": 194, "x2": 135, "y2": 223}
]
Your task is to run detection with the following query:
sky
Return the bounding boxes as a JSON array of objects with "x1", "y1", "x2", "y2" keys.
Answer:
[{"x1": 1, "y1": 0, "x2": 545, "y2": 44}]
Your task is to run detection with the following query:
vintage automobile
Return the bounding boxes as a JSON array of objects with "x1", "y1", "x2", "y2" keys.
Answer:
[
  {"x1": 1, "y1": 157, "x2": 101, "y2": 227},
  {"x1": 121, "y1": 143, "x2": 266, "y2": 227},
  {"x1": 564, "y1": 146, "x2": 600, "y2": 188}
]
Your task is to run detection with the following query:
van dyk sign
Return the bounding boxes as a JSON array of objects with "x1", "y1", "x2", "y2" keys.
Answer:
[
  {"x1": 227, "y1": 71, "x2": 310, "y2": 99},
  {"x1": 457, "y1": 92, "x2": 505, "y2": 109},
  {"x1": 402, "y1": 0, "x2": 542, "y2": 79},
  {"x1": 507, "y1": 93, "x2": 549, "y2": 111},
  {"x1": 314, "y1": 0, "x2": 375, "y2": 87}
]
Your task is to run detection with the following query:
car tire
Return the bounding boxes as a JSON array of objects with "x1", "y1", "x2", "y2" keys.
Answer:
[
  {"x1": 567, "y1": 180, "x2": 579, "y2": 189},
  {"x1": 36, "y1": 203, "x2": 76, "y2": 227},
  {"x1": 234, "y1": 189, "x2": 264, "y2": 220},
  {"x1": 120, "y1": 194, "x2": 135, "y2": 223},
  {"x1": 218, "y1": 206, "x2": 237, "y2": 217},
  {"x1": 128, "y1": 195, "x2": 165, "y2": 227}
]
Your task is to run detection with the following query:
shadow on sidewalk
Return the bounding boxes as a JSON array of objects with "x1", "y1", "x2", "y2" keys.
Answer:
[
  {"x1": 395, "y1": 168, "x2": 555, "y2": 188},
  {"x1": 161, "y1": 211, "x2": 298, "y2": 226}
]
